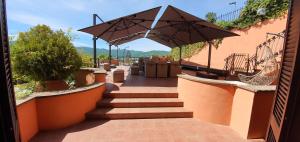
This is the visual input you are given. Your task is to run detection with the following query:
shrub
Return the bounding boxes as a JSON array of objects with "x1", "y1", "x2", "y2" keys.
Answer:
[
  {"x1": 98, "y1": 54, "x2": 109, "y2": 61},
  {"x1": 12, "y1": 25, "x2": 82, "y2": 81},
  {"x1": 205, "y1": 12, "x2": 217, "y2": 23},
  {"x1": 79, "y1": 53, "x2": 93, "y2": 67}
]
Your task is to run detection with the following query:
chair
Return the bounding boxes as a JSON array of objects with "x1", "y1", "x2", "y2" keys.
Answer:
[
  {"x1": 157, "y1": 62, "x2": 168, "y2": 78},
  {"x1": 144, "y1": 61, "x2": 156, "y2": 78},
  {"x1": 238, "y1": 46, "x2": 278, "y2": 85}
]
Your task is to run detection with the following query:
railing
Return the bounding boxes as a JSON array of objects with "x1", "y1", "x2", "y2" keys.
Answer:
[
  {"x1": 216, "y1": 7, "x2": 243, "y2": 22},
  {"x1": 224, "y1": 30, "x2": 286, "y2": 76}
]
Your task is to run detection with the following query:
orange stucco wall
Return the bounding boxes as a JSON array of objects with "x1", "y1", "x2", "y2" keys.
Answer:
[
  {"x1": 184, "y1": 16, "x2": 287, "y2": 69},
  {"x1": 36, "y1": 85, "x2": 105, "y2": 130},
  {"x1": 230, "y1": 88, "x2": 274, "y2": 139},
  {"x1": 17, "y1": 99, "x2": 39, "y2": 142},
  {"x1": 248, "y1": 91, "x2": 275, "y2": 139},
  {"x1": 178, "y1": 78, "x2": 236, "y2": 125},
  {"x1": 178, "y1": 76, "x2": 275, "y2": 139},
  {"x1": 16, "y1": 83, "x2": 105, "y2": 142}
]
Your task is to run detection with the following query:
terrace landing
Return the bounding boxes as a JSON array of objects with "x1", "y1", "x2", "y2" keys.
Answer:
[{"x1": 105, "y1": 66, "x2": 178, "y2": 95}]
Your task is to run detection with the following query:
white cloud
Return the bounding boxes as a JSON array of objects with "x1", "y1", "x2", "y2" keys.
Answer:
[
  {"x1": 61, "y1": 0, "x2": 87, "y2": 12},
  {"x1": 8, "y1": 11, "x2": 66, "y2": 30},
  {"x1": 72, "y1": 41, "x2": 91, "y2": 47}
]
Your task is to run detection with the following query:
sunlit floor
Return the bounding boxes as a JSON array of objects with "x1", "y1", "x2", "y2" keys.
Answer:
[{"x1": 31, "y1": 118, "x2": 264, "y2": 142}]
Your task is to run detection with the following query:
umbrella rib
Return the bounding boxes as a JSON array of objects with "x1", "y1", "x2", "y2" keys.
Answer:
[
  {"x1": 152, "y1": 22, "x2": 184, "y2": 30},
  {"x1": 129, "y1": 20, "x2": 152, "y2": 30},
  {"x1": 170, "y1": 6, "x2": 210, "y2": 41},
  {"x1": 95, "y1": 18, "x2": 123, "y2": 39}
]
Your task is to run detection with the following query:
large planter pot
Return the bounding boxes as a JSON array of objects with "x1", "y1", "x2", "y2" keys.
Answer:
[
  {"x1": 36, "y1": 80, "x2": 69, "y2": 91},
  {"x1": 74, "y1": 68, "x2": 95, "y2": 87}
]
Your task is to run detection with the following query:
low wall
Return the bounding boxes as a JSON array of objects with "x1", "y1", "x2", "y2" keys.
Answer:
[
  {"x1": 17, "y1": 99, "x2": 39, "y2": 142},
  {"x1": 178, "y1": 77, "x2": 235, "y2": 125},
  {"x1": 231, "y1": 88, "x2": 275, "y2": 139},
  {"x1": 178, "y1": 74, "x2": 275, "y2": 139},
  {"x1": 16, "y1": 83, "x2": 105, "y2": 142}
]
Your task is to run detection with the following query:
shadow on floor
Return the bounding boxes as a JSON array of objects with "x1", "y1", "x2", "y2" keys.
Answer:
[{"x1": 30, "y1": 120, "x2": 110, "y2": 142}]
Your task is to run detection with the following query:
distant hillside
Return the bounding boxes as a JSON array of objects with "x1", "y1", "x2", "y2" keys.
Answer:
[{"x1": 76, "y1": 47, "x2": 170, "y2": 58}]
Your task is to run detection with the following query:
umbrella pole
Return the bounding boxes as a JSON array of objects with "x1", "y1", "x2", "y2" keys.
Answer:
[
  {"x1": 93, "y1": 14, "x2": 97, "y2": 68},
  {"x1": 207, "y1": 42, "x2": 212, "y2": 71},
  {"x1": 109, "y1": 44, "x2": 112, "y2": 65},
  {"x1": 179, "y1": 46, "x2": 182, "y2": 65},
  {"x1": 116, "y1": 46, "x2": 119, "y2": 60}
]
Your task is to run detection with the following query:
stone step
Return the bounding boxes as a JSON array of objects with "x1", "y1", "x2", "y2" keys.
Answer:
[
  {"x1": 86, "y1": 107, "x2": 193, "y2": 120},
  {"x1": 104, "y1": 93, "x2": 178, "y2": 98},
  {"x1": 98, "y1": 98, "x2": 184, "y2": 108}
]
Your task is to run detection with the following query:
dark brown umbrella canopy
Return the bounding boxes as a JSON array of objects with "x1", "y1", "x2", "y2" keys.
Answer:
[
  {"x1": 79, "y1": 7, "x2": 161, "y2": 44},
  {"x1": 147, "y1": 5, "x2": 239, "y2": 48}
]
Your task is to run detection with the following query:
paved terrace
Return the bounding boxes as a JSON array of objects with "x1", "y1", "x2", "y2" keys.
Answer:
[
  {"x1": 105, "y1": 66, "x2": 178, "y2": 94},
  {"x1": 31, "y1": 66, "x2": 264, "y2": 142}
]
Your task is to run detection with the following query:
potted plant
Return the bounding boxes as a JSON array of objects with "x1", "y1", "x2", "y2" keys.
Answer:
[{"x1": 12, "y1": 25, "x2": 82, "y2": 91}]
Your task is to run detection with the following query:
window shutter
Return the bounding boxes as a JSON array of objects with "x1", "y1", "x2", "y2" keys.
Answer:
[
  {"x1": 0, "y1": 0, "x2": 20, "y2": 141},
  {"x1": 267, "y1": 0, "x2": 300, "y2": 141}
]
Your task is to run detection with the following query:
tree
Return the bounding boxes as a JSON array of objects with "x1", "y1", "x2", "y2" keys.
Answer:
[
  {"x1": 205, "y1": 12, "x2": 217, "y2": 23},
  {"x1": 12, "y1": 25, "x2": 82, "y2": 81}
]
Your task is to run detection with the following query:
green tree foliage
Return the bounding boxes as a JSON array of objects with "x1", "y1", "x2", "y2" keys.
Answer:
[
  {"x1": 205, "y1": 12, "x2": 217, "y2": 23},
  {"x1": 11, "y1": 25, "x2": 82, "y2": 81},
  {"x1": 79, "y1": 53, "x2": 93, "y2": 67},
  {"x1": 98, "y1": 54, "x2": 109, "y2": 61}
]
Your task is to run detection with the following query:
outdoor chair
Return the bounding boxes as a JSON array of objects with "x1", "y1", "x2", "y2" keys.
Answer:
[
  {"x1": 130, "y1": 65, "x2": 139, "y2": 75},
  {"x1": 169, "y1": 61, "x2": 182, "y2": 77},
  {"x1": 144, "y1": 61, "x2": 156, "y2": 78},
  {"x1": 113, "y1": 69, "x2": 124, "y2": 82},
  {"x1": 103, "y1": 63, "x2": 111, "y2": 71},
  {"x1": 157, "y1": 62, "x2": 168, "y2": 78}
]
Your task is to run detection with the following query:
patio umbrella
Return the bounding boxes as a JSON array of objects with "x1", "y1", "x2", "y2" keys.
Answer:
[
  {"x1": 79, "y1": 6, "x2": 161, "y2": 64},
  {"x1": 109, "y1": 31, "x2": 147, "y2": 46},
  {"x1": 147, "y1": 5, "x2": 239, "y2": 69}
]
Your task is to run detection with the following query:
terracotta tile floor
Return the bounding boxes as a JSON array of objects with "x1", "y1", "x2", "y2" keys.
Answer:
[
  {"x1": 31, "y1": 118, "x2": 263, "y2": 142},
  {"x1": 30, "y1": 66, "x2": 265, "y2": 142},
  {"x1": 105, "y1": 66, "x2": 178, "y2": 94}
]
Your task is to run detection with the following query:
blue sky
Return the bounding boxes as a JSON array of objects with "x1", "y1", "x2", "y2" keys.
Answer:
[{"x1": 7, "y1": 0, "x2": 246, "y2": 52}]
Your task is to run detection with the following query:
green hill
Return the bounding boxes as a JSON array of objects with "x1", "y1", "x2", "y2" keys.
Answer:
[{"x1": 76, "y1": 47, "x2": 170, "y2": 58}]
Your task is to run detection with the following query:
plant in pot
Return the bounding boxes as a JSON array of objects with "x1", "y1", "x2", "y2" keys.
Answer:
[{"x1": 12, "y1": 25, "x2": 82, "y2": 91}]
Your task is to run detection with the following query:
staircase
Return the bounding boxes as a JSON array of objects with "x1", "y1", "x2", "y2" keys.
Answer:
[{"x1": 86, "y1": 92, "x2": 193, "y2": 120}]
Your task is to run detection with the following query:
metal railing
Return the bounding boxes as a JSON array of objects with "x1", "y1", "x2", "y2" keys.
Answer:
[{"x1": 216, "y1": 7, "x2": 243, "y2": 22}]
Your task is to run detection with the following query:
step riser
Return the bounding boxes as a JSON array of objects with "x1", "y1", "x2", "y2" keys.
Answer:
[
  {"x1": 104, "y1": 93, "x2": 178, "y2": 98},
  {"x1": 98, "y1": 102, "x2": 184, "y2": 108},
  {"x1": 86, "y1": 112, "x2": 193, "y2": 120}
]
